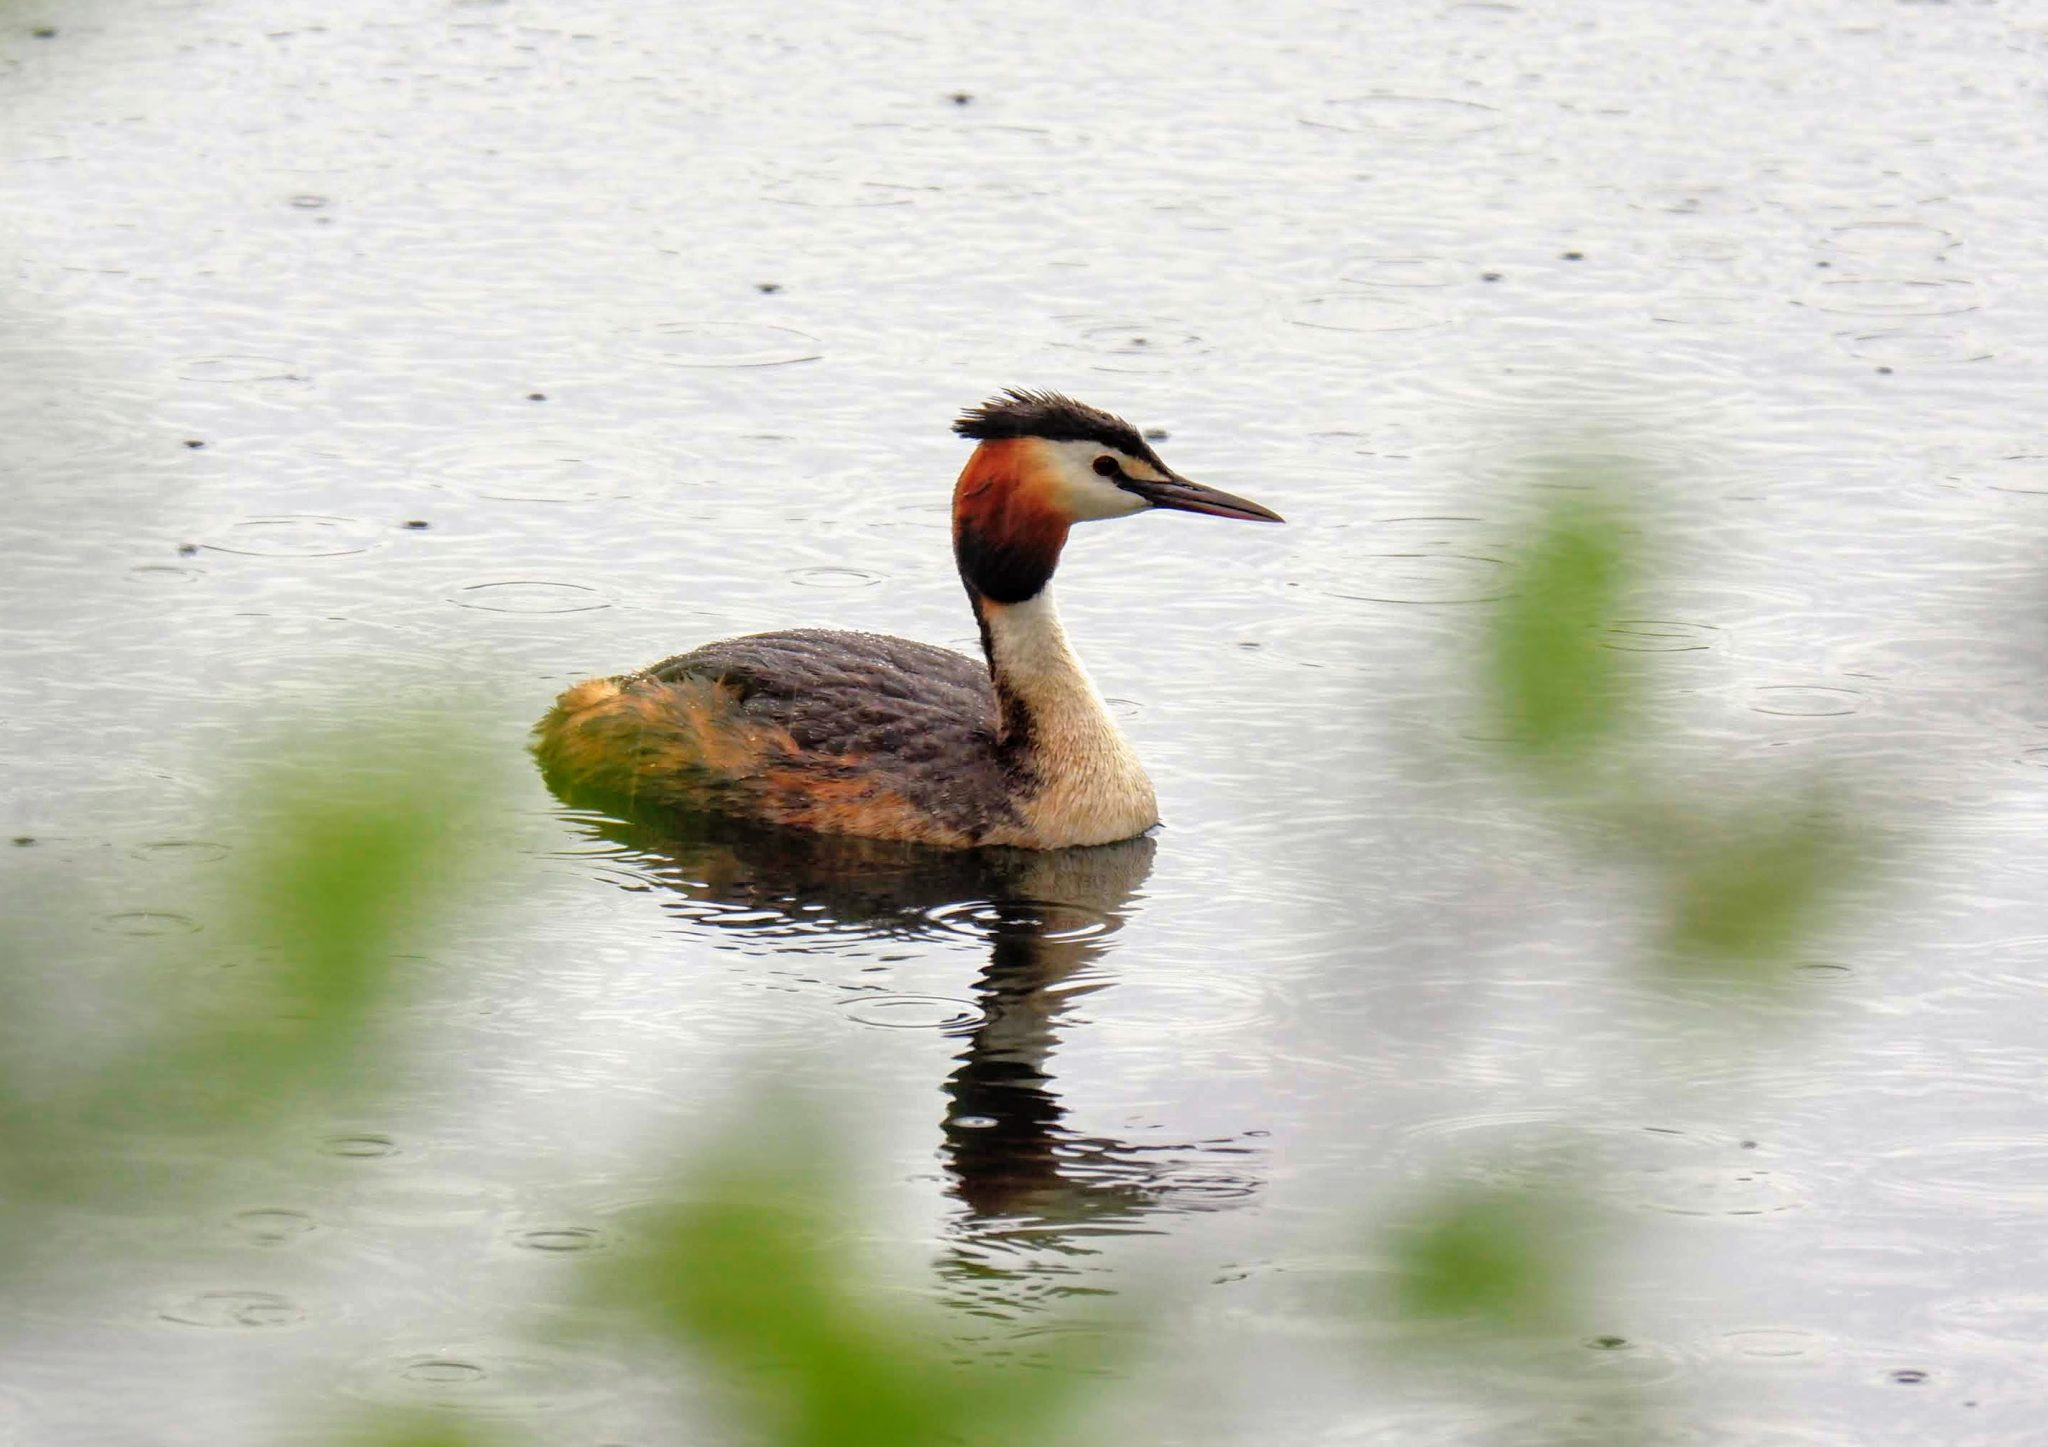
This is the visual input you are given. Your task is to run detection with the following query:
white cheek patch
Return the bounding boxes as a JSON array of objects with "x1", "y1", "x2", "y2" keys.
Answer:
[{"x1": 1041, "y1": 440, "x2": 1151, "y2": 522}]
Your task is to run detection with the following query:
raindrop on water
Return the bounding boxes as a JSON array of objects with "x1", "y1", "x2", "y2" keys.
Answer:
[
  {"x1": 840, "y1": 994, "x2": 987, "y2": 1032},
  {"x1": 449, "y1": 581, "x2": 612, "y2": 615},
  {"x1": 99, "y1": 911, "x2": 201, "y2": 936},
  {"x1": 629, "y1": 321, "x2": 822, "y2": 368},
  {"x1": 320, "y1": 1133, "x2": 400, "y2": 1159},
  {"x1": 226, "y1": 1208, "x2": 318, "y2": 1245},
  {"x1": 511, "y1": 1226, "x2": 605, "y2": 1254},
  {"x1": 158, "y1": 1289, "x2": 305, "y2": 1329},
  {"x1": 1748, "y1": 685, "x2": 1866, "y2": 718},
  {"x1": 201, "y1": 515, "x2": 380, "y2": 558}
]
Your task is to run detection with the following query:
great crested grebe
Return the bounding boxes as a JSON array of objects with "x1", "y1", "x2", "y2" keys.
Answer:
[{"x1": 534, "y1": 389, "x2": 1281, "y2": 849}]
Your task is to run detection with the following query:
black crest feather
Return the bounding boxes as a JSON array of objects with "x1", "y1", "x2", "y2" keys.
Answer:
[{"x1": 953, "y1": 389, "x2": 1160, "y2": 463}]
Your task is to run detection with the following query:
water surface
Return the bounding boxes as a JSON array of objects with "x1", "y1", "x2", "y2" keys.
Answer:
[{"x1": 5, "y1": 1, "x2": 2048, "y2": 1442}]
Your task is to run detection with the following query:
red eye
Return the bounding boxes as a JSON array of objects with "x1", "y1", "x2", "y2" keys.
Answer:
[{"x1": 1092, "y1": 455, "x2": 1120, "y2": 478}]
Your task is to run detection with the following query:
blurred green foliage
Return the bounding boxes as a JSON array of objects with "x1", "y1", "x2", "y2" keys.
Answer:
[
  {"x1": 0, "y1": 724, "x2": 497, "y2": 1231},
  {"x1": 1661, "y1": 789, "x2": 1858, "y2": 981},
  {"x1": 1482, "y1": 478, "x2": 1867, "y2": 995},
  {"x1": 1386, "y1": 1181, "x2": 1582, "y2": 1339},
  {"x1": 590, "y1": 1114, "x2": 1111, "y2": 1447},
  {"x1": 1488, "y1": 496, "x2": 1636, "y2": 775},
  {"x1": 1368, "y1": 470, "x2": 1889, "y2": 1442}
]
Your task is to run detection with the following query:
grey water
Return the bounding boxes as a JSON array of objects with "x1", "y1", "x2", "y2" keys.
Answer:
[{"x1": 4, "y1": 0, "x2": 2048, "y2": 1442}]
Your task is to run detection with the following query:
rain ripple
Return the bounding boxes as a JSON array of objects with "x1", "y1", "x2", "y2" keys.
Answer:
[
  {"x1": 1719, "y1": 1326, "x2": 1831, "y2": 1362},
  {"x1": 924, "y1": 898, "x2": 1119, "y2": 945},
  {"x1": 345, "y1": 1344, "x2": 619, "y2": 1415},
  {"x1": 1288, "y1": 294, "x2": 1450, "y2": 334},
  {"x1": 421, "y1": 439, "x2": 656, "y2": 503},
  {"x1": 448, "y1": 581, "x2": 612, "y2": 615},
  {"x1": 132, "y1": 839, "x2": 232, "y2": 864},
  {"x1": 175, "y1": 355, "x2": 305, "y2": 384},
  {"x1": 1323, "y1": 519, "x2": 1511, "y2": 606},
  {"x1": 1747, "y1": 684, "x2": 1867, "y2": 718},
  {"x1": 98, "y1": 911, "x2": 200, "y2": 936},
  {"x1": 224, "y1": 1208, "x2": 318, "y2": 1247},
  {"x1": 1299, "y1": 94, "x2": 1502, "y2": 139},
  {"x1": 202, "y1": 515, "x2": 383, "y2": 558},
  {"x1": 157, "y1": 1289, "x2": 305, "y2": 1330},
  {"x1": 1972, "y1": 454, "x2": 2048, "y2": 496},
  {"x1": 1873, "y1": 1136, "x2": 2048, "y2": 1212},
  {"x1": 626, "y1": 321, "x2": 821, "y2": 368},
  {"x1": 1801, "y1": 278, "x2": 1982, "y2": 317},
  {"x1": 507, "y1": 1225, "x2": 606, "y2": 1254},
  {"x1": 319, "y1": 1133, "x2": 401, "y2": 1159},
  {"x1": 840, "y1": 994, "x2": 987, "y2": 1032},
  {"x1": 1335, "y1": 254, "x2": 1462, "y2": 288},
  {"x1": 788, "y1": 566, "x2": 884, "y2": 589},
  {"x1": 1822, "y1": 221, "x2": 1961, "y2": 262},
  {"x1": 1602, "y1": 619, "x2": 1720, "y2": 653},
  {"x1": 1838, "y1": 326, "x2": 1995, "y2": 365},
  {"x1": 1053, "y1": 320, "x2": 1211, "y2": 374}
]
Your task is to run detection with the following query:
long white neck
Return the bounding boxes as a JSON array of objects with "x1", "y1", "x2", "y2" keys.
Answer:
[
  {"x1": 978, "y1": 588, "x2": 1159, "y2": 848},
  {"x1": 981, "y1": 589, "x2": 1105, "y2": 734}
]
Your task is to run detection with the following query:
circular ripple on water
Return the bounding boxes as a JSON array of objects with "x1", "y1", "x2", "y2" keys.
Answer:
[
  {"x1": 1834, "y1": 633, "x2": 2045, "y2": 689},
  {"x1": 1626, "y1": 1163, "x2": 1808, "y2": 1217},
  {"x1": 1054, "y1": 321, "x2": 1211, "y2": 374},
  {"x1": 924, "y1": 898, "x2": 1120, "y2": 945},
  {"x1": 1300, "y1": 94, "x2": 1501, "y2": 139},
  {"x1": 175, "y1": 355, "x2": 304, "y2": 383},
  {"x1": 1649, "y1": 292, "x2": 1766, "y2": 327},
  {"x1": 1105, "y1": 969, "x2": 1276, "y2": 1035},
  {"x1": 1288, "y1": 293, "x2": 1449, "y2": 334},
  {"x1": 788, "y1": 566, "x2": 884, "y2": 589},
  {"x1": 1822, "y1": 221, "x2": 1961, "y2": 262},
  {"x1": 1327, "y1": 552, "x2": 1509, "y2": 606},
  {"x1": 1972, "y1": 453, "x2": 2048, "y2": 496},
  {"x1": 98, "y1": 910, "x2": 201, "y2": 936},
  {"x1": 761, "y1": 174, "x2": 924, "y2": 208},
  {"x1": 158, "y1": 1289, "x2": 306, "y2": 1329},
  {"x1": 509, "y1": 1225, "x2": 606, "y2": 1254},
  {"x1": 422, "y1": 440, "x2": 655, "y2": 503},
  {"x1": 1394, "y1": 1115, "x2": 1799, "y2": 1218},
  {"x1": 1929, "y1": 1292, "x2": 2048, "y2": 1351},
  {"x1": 1718, "y1": 1326, "x2": 1831, "y2": 1361},
  {"x1": 126, "y1": 564, "x2": 205, "y2": 585},
  {"x1": 1641, "y1": 1423, "x2": 1851, "y2": 1447},
  {"x1": 1747, "y1": 684, "x2": 1867, "y2": 718},
  {"x1": 1838, "y1": 326, "x2": 1994, "y2": 365},
  {"x1": 346, "y1": 1174, "x2": 515, "y2": 1227},
  {"x1": 202, "y1": 515, "x2": 382, "y2": 558},
  {"x1": 1874, "y1": 1136, "x2": 2048, "y2": 1210},
  {"x1": 840, "y1": 994, "x2": 988, "y2": 1032},
  {"x1": 1802, "y1": 278, "x2": 1982, "y2": 317},
  {"x1": 1336, "y1": 254, "x2": 1461, "y2": 288},
  {"x1": 1628, "y1": 182, "x2": 1758, "y2": 218},
  {"x1": 319, "y1": 1132, "x2": 401, "y2": 1160},
  {"x1": 225, "y1": 1207, "x2": 319, "y2": 1246},
  {"x1": 133, "y1": 839, "x2": 232, "y2": 864},
  {"x1": 628, "y1": 321, "x2": 821, "y2": 367},
  {"x1": 1602, "y1": 619, "x2": 1720, "y2": 653},
  {"x1": 448, "y1": 580, "x2": 612, "y2": 615},
  {"x1": 346, "y1": 1344, "x2": 618, "y2": 1415}
]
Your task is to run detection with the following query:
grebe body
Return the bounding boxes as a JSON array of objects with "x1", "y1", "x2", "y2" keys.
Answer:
[{"x1": 534, "y1": 391, "x2": 1280, "y2": 849}]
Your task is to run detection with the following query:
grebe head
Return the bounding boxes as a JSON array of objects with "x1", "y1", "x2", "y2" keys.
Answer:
[{"x1": 950, "y1": 389, "x2": 1281, "y2": 603}]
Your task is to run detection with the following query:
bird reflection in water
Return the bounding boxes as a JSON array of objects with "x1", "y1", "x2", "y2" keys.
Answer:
[{"x1": 556, "y1": 808, "x2": 1262, "y2": 1316}]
